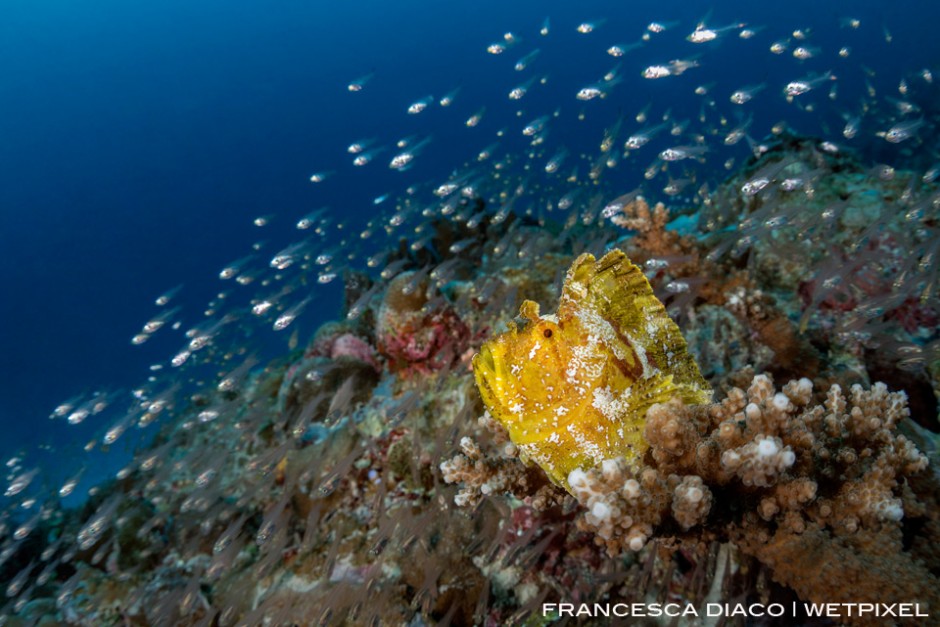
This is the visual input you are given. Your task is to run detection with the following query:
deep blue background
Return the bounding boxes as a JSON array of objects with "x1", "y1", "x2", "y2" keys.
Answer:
[{"x1": 0, "y1": 0, "x2": 937, "y2": 479}]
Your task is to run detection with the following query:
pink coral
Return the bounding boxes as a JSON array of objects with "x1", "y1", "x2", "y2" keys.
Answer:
[
  {"x1": 304, "y1": 324, "x2": 379, "y2": 371},
  {"x1": 329, "y1": 333, "x2": 379, "y2": 370}
]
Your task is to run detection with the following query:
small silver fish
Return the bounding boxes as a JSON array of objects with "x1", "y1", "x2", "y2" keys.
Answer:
[
  {"x1": 576, "y1": 19, "x2": 606, "y2": 34},
  {"x1": 625, "y1": 121, "x2": 670, "y2": 149},
  {"x1": 439, "y1": 87, "x2": 460, "y2": 106},
  {"x1": 879, "y1": 118, "x2": 925, "y2": 143},
  {"x1": 729, "y1": 83, "x2": 766, "y2": 104},
  {"x1": 347, "y1": 71, "x2": 374, "y2": 92},
  {"x1": 406, "y1": 95, "x2": 434, "y2": 115},
  {"x1": 514, "y1": 49, "x2": 540, "y2": 71},
  {"x1": 687, "y1": 22, "x2": 744, "y2": 43},
  {"x1": 784, "y1": 71, "x2": 835, "y2": 98},
  {"x1": 659, "y1": 145, "x2": 708, "y2": 161}
]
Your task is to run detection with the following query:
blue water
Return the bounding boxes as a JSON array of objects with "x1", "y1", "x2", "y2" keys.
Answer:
[{"x1": 0, "y1": 0, "x2": 938, "y2": 480}]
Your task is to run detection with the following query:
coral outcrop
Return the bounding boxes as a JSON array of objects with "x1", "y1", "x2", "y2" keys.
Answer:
[
  {"x1": 376, "y1": 270, "x2": 470, "y2": 374},
  {"x1": 445, "y1": 374, "x2": 938, "y2": 624}
]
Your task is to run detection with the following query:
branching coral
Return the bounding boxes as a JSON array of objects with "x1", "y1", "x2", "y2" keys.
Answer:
[
  {"x1": 445, "y1": 374, "x2": 938, "y2": 623},
  {"x1": 441, "y1": 436, "x2": 530, "y2": 508},
  {"x1": 594, "y1": 375, "x2": 928, "y2": 545},
  {"x1": 440, "y1": 414, "x2": 566, "y2": 511},
  {"x1": 723, "y1": 287, "x2": 823, "y2": 381},
  {"x1": 608, "y1": 196, "x2": 690, "y2": 259}
]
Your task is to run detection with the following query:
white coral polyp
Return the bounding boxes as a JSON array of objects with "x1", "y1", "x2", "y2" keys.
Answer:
[
  {"x1": 601, "y1": 459, "x2": 620, "y2": 482},
  {"x1": 628, "y1": 533, "x2": 646, "y2": 551},
  {"x1": 872, "y1": 497, "x2": 904, "y2": 522},
  {"x1": 881, "y1": 501, "x2": 904, "y2": 522},
  {"x1": 723, "y1": 435, "x2": 795, "y2": 487},
  {"x1": 591, "y1": 501, "x2": 612, "y2": 521},
  {"x1": 568, "y1": 468, "x2": 589, "y2": 491},
  {"x1": 745, "y1": 402, "x2": 761, "y2": 421},
  {"x1": 772, "y1": 393, "x2": 791, "y2": 412},
  {"x1": 757, "y1": 437, "x2": 779, "y2": 457},
  {"x1": 622, "y1": 478, "x2": 640, "y2": 499}
]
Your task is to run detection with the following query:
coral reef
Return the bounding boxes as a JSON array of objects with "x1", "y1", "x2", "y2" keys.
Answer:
[
  {"x1": 3, "y1": 136, "x2": 939, "y2": 627},
  {"x1": 703, "y1": 136, "x2": 939, "y2": 423}
]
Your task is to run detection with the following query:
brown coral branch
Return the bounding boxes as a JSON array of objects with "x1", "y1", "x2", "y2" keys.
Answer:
[
  {"x1": 734, "y1": 522, "x2": 938, "y2": 627},
  {"x1": 609, "y1": 196, "x2": 696, "y2": 260},
  {"x1": 439, "y1": 415, "x2": 559, "y2": 509}
]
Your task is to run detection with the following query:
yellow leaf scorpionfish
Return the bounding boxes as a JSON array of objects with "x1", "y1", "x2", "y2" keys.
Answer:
[{"x1": 472, "y1": 249, "x2": 712, "y2": 489}]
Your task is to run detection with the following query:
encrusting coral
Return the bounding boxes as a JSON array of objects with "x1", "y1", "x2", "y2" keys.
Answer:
[{"x1": 376, "y1": 270, "x2": 470, "y2": 374}]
